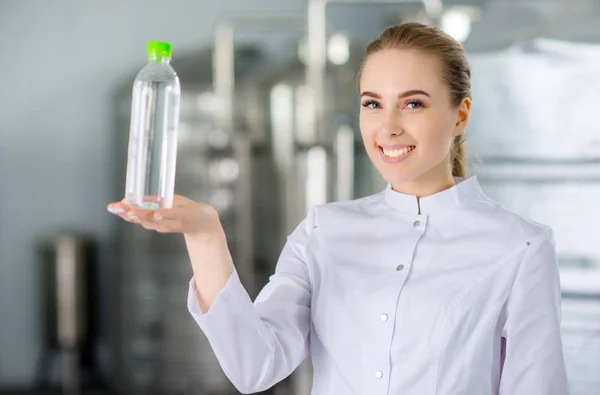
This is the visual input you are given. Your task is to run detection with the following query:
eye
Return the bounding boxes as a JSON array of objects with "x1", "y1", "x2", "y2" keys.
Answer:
[
  {"x1": 361, "y1": 100, "x2": 381, "y2": 109},
  {"x1": 406, "y1": 100, "x2": 424, "y2": 109}
]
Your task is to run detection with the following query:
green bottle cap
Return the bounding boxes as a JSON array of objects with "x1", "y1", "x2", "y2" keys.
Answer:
[{"x1": 147, "y1": 42, "x2": 172, "y2": 59}]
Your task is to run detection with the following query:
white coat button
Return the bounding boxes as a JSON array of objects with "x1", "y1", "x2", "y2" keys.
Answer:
[
  {"x1": 375, "y1": 370, "x2": 383, "y2": 379},
  {"x1": 396, "y1": 264, "x2": 404, "y2": 271},
  {"x1": 413, "y1": 220, "x2": 421, "y2": 228},
  {"x1": 380, "y1": 313, "x2": 388, "y2": 322}
]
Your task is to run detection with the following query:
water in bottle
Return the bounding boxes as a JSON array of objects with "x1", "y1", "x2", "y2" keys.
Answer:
[{"x1": 125, "y1": 41, "x2": 180, "y2": 210}]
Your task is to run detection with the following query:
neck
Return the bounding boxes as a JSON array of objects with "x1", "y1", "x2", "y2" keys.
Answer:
[
  {"x1": 391, "y1": 156, "x2": 456, "y2": 198},
  {"x1": 149, "y1": 56, "x2": 170, "y2": 64}
]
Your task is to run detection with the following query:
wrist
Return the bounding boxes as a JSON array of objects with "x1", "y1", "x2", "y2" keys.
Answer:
[{"x1": 184, "y1": 218, "x2": 226, "y2": 244}]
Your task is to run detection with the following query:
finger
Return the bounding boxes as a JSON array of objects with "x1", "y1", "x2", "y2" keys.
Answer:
[
  {"x1": 137, "y1": 218, "x2": 175, "y2": 233},
  {"x1": 124, "y1": 207, "x2": 157, "y2": 221},
  {"x1": 145, "y1": 214, "x2": 181, "y2": 231},
  {"x1": 152, "y1": 209, "x2": 168, "y2": 221},
  {"x1": 153, "y1": 203, "x2": 197, "y2": 221},
  {"x1": 151, "y1": 211, "x2": 189, "y2": 232},
  {"x1": 107, "y1": 201, "x2": 126, "y2": 215},
  {"x1": 142, "y1": 209, "x2": 187, "y2": 231},
  {"x1": 144, "y1": 223, "x2": 172, "y2": 233},
  {"x1": 107, "y1": 199, "x2": 140, "y2": 213},
  {"x1": 120, "y1": 214, "x2": 139, "y2": 223},
  {"x1": 125, "y1": 215, "x2": 161, "y2": 228},
  {"x1": 136, "y1": 219, "x2": 158, "y2": 230},
  {"x1": 127, "y1": 215, "x2": 159, "y2": 228},
  {"x1": 118, "y1": 207, "x2": 143, "y2": 223}
]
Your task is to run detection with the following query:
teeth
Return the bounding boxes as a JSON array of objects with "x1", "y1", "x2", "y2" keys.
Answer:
[{"x1": 382, "y1": 146, "x2": 414, "y2": 157}]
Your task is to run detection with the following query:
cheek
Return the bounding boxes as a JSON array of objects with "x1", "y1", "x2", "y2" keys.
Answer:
[
  {"x1": 359, "y1": 116, "x2": 377, "y2": 147},
  {"x1": 407, "y1": 116, "x2": 451, "y2": 150}
]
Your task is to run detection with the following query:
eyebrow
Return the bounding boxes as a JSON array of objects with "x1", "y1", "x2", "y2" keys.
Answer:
[{"x1": 360, "y1": 90, "x2": 431, "y2": 99}]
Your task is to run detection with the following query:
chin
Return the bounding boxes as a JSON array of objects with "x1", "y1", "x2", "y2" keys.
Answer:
[{"x1": 379, "y1": 168, "x2": 418, "y2": 186}]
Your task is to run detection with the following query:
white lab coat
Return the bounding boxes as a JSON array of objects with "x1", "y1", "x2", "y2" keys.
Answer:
[{"x1": 187, "y1": 175, "x2": 570, "y2": 395}]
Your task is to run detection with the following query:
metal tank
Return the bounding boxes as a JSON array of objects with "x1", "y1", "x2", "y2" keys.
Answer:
[
  {"x1": 37, "y1": 234, "x2": 99, "y2": 395},
  {"x1": 237, "y1": 35, "x2": 365, "y2": 239}
]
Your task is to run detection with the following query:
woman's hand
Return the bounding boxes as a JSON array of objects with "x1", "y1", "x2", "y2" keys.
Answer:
[{"x1": 106, "y1": 195, "x2": 222, "y2": 238}]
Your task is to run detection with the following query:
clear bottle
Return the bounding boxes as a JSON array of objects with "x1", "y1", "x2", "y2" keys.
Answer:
[{"x1": 125, "y1": 41, "x2": 180, "y2": 210}]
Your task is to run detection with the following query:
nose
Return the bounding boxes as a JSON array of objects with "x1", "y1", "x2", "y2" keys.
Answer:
[{"x1": 381, "y1": 107, "x2": 403, "y2": 137}]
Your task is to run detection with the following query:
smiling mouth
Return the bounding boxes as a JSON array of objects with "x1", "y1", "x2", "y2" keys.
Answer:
[{"x1": 379, "y1": 145, "x2": 416, "y2": 158}]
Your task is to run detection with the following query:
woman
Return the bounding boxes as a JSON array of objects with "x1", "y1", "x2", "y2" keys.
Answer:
[{"x1": 108, "y1": 23, "x2": 570, "y2": 395}]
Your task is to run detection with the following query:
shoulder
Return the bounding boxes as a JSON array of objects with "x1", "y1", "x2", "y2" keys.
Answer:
[
  {"x1": 310, "y1": 191, "x2": 386, "y2": 226},
  {"x1": 467, "y1": 192, "x2": 555, "y2": 250},
  {"x1": 287, "y1": 191, "x2": 386, "y2": 242}
]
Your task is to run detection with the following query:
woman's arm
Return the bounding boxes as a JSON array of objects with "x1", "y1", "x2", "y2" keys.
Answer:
[
  {"x1": 186, "y1": 208, "x2": 316, "y2": 394},
  {"x1": 107, "y1": 196, "x2": 315, "y2": 394},
  {"x1": 499, "y1": 229, "x2": 570, "y2": 395}
]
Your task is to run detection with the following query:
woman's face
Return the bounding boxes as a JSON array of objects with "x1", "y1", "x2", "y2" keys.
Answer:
[{"x1": 359, "y1": 48, "x2": 470, "y2": 189}]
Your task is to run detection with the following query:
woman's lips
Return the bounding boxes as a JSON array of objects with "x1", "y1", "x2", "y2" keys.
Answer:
[{"x1": 378, "y1": 145, "x2": 416, "y2": 164}]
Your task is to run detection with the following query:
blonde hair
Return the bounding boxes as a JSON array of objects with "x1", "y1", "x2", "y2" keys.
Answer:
[{"x1": 357, "y1": 22, "x2": 471, "y2": 177}]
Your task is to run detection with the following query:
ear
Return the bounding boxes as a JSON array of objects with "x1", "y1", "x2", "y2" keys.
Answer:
[{"x1": 454, "y1": 97, "x2": 471, "y2": 137}]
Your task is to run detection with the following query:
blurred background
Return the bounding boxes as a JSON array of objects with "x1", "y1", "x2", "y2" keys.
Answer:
[{"x1": 1, "y1": 0, "x2": 600, "y2": 394}]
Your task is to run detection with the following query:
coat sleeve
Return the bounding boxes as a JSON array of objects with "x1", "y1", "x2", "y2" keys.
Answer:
[
  {"x1": 187, "y1": 208, "x2": 315, "y2": 394},
  {"x1": 499, "y1": 228, "x2": 570, "y2": 395}
]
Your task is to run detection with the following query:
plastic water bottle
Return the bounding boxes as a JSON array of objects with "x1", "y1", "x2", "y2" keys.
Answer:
[{"x1": 124, "y1": 41, "x2": 180, "y2": 210}]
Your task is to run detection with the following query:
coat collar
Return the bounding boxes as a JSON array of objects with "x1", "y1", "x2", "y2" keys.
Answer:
[{"x1": 384, "y1": 175, "x2": 485, "y2": 215}]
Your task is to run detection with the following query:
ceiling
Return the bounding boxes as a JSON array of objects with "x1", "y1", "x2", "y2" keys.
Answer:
[{"x1": 461, "y1": 0, "x2": 600, "y2": 52}]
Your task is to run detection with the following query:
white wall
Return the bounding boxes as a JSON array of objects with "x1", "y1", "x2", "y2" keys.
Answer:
[{"x1": 0, "y1": 0, "x2": 305, "y2": 385}]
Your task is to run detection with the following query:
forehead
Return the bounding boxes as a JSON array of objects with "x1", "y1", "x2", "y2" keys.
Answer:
[{"x1": 360, "y1": 48, "x2": 444, "y2": 93}]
